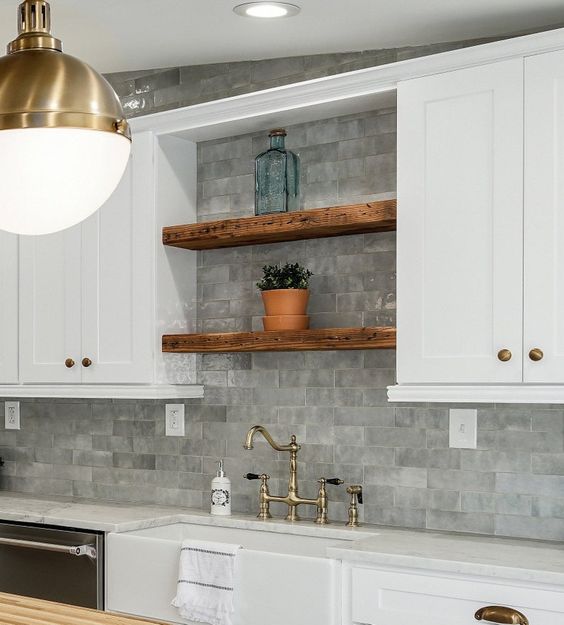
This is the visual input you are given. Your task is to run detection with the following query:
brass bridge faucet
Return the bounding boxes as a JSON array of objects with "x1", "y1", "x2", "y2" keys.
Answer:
[{"x1": 244, "y1": 425, "x2": 343, "y2": 523}]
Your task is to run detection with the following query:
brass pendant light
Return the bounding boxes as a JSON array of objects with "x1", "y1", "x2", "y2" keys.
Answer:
[{"x1": 0, "y1": 0, "x2": 131, "y2": 235}]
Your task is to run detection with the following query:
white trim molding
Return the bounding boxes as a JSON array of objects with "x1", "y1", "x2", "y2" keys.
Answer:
[
  {"x1": 0, "y1": 385, "x2": 204, "y2": 400},
  {"x1": 129, "y1": 27, "x2": 564, "y2": 140},
  {"x1": 388, "y1": 384, "x2": 564, "y2": 404}
]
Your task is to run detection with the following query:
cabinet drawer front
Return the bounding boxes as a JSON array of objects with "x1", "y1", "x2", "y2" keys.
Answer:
[
  {"x1": 351, "y1": 567, "x2": 564, "y2": 625},
  {"x1": 397, "y1": 59, "x2": 524, "y2": 384}
]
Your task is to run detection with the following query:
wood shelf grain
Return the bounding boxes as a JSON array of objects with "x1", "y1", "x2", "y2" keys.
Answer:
[
  {"x1": 162, "y1": 199, "x2": 396, "y2": 250},
  {"x1": 162, "y1": 326, "x2": 396, "y2": 353}
]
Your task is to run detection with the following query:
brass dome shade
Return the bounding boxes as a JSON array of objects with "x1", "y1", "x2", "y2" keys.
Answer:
[{"x1": 0, "y1": 0, "x2": 131, "y2": 235}]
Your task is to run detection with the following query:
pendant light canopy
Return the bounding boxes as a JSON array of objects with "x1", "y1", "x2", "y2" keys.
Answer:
[{"x1": 0, "y1": 0, "x2": 131, "y2": 235}]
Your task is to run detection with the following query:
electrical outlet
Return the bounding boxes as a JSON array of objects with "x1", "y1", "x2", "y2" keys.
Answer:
[
  {"x1": 165, "y1": 404, "x2": 185, "y2": 437},
  {"x1": 449, "y1": 409, "x2": 477, "y2": 449},
  {"x1": 5, "y1": 401, "x2": 20, "y2": 430}
]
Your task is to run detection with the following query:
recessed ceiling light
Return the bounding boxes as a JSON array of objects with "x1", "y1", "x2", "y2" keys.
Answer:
[{"x1": 233, "y1": 2, "x2": 301, "y2": 19}]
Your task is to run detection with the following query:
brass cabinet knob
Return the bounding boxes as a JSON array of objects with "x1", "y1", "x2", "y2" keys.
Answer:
[
  {"x1": 528, "y1": 348, "x2": 544, "y2": 362},
  {"x1": 497, "y1": 349, "x2": 512, "y2": 362},
  {"x1": 64, "y1": 358, "x2": 75, "y2": 368},
  {"x1": 82, "y1": 358, "x2": 92, "y2": 368},
  {"x1": 475, "y1": 605, "x2": 529, "y2": 625}
]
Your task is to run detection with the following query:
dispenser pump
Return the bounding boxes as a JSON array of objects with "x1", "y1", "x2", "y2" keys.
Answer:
[{"x1": 217, "y1": 459, "x2": 225, "y2": 478}]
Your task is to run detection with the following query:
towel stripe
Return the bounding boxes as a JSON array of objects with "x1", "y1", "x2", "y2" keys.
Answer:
[
  {"x1": 181, "y1": 547, "x2": 236, "y2": 557},
  {"x1": 178, "y1": 579, "x2": 233, "y2": 591}
]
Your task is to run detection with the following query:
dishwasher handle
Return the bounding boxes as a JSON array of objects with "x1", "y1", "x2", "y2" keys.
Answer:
[{"x1": 0, "y1": 536, "x2": 97, "y2": 559}]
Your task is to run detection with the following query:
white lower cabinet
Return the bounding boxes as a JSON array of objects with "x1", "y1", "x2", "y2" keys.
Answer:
[{"x1": 346, "y1": 565, "x2": 564, "y2": 625}]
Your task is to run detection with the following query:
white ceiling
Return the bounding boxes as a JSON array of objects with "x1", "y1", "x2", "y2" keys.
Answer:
[{"x1": 0, "y1": 0, "x2": 562, "y2": 74}]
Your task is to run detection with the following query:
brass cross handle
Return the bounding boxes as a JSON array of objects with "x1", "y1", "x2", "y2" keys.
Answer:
[
  {"x1": 318, "y1": 478, "x2": 344, "y2": 486},
  {"x1": 244, "y1": 473, "x2": 269, "y2": 482},
  {"x1": 475, "y1": 606, "x2": 529, "y2": 625}
]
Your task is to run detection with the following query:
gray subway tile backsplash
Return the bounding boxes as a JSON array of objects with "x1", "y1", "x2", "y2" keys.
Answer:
[{"x1": 0, "y1": 40, "x2": 563, "y2": 543}]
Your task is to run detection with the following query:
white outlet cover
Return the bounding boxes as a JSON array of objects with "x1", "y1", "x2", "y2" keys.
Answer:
[
  {"x1": 449, "y1": 408, "x2": 477, "y2": 449},
  {"x1": 5, "y1": 401, "x2": 20, "y2": 430},
  {"x1": 165, "y1": 404, "x2": 185, "y2": 437}
]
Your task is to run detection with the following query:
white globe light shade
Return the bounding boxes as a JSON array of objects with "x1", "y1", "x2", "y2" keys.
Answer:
[
  {"x1": 0, "y1": 128, "x2": 131, "y2": 235},
  {"x1": 0, "y1": 0, "x2": 131, "y2": 236}
]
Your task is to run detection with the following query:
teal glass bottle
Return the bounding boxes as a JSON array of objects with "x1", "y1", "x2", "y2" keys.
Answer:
[{"x1": 255, "y1": 129, "x2": 300, "y2": 215}]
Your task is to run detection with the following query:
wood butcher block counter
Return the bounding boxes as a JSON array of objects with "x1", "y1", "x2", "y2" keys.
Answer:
[{"x1": 0, "y1": 593, "x2": 165, "y2": 625}]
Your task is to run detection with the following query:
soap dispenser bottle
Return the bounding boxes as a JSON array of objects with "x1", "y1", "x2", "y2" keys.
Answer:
[{"x1": 211, "y1": 459, "x2": 231, "y2": 516}]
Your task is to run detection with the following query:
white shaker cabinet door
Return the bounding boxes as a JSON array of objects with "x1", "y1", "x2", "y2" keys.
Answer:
[
  {"x1": 0, "y1": 232, "x2": 18, "y2": 383},
  {"x1": 81, "y1": 148, "x2": 153, "y2": 384},
  {"x1": 397, "y1": 59, "x2": 524, "y2": 384},
  {"x1": 524, "y1": 50, "x2": 564, "y2": 383},
  {"x1": 350, "y1": 566, "x2": 564, "y2": 625},
  {"x1": 19, "y1": 228, "x2": 82, "y2": 383}
]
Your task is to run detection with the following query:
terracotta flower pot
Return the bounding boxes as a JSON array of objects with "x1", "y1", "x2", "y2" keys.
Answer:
[
  {"x1": 263, "y1": 315, "x2": 310, "y2": 331},
  {"x1": 261, "y1": 289, "x2": 309, "y2": 316}
]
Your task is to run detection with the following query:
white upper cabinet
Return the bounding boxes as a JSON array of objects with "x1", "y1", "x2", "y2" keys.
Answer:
[
  {"x1": 19, "y1": 156, "x2": 151, "y2": 385},
  {"x1": 397, "y1": 60, "x2": 524, "y2": 385},
  {"x1": 81, "y1": 153, "x2": 153, "y2": 384},
  {"x1": 523, "y1": 49, "x2": 564, "y2": 384},
  {"x1": 19, "y1": 227, "x2": 82, "y2": 384},
  {"x1": 394, "y1": 49, "x2": 564, "y2": 402},
  {"x1": 0, "y1": 232, "x2": 18, "y2": 383},
  {"x1": 15, "y1": 130, "x2": 201, "y2": 397}
]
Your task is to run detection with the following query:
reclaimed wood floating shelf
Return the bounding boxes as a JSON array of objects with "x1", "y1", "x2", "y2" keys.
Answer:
[
  {"x1": 162, "y1": 326, "x2": 396, "y2": 353},
  {"x1": 162, "y1": 199, "x2": 396, "y2": 250}
]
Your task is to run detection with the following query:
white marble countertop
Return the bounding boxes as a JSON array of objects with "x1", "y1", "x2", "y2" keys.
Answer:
[
  {"x1": 1, "y1": 492, "x2": 563, "y2": 586},
  {"x1": 0, "y1": 492, "x2": 187, "y2": 532},
  {"x1": 0, "y1": 492, "x2": 376, "y2": 538},
  {"x1": 329, "y1": 527, "x2": 564, "y2": 586}
]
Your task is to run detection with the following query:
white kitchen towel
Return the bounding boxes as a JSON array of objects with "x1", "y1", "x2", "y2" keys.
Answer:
[{"x1": 172, "y1": 539, "x2": 242, "y2": 625}]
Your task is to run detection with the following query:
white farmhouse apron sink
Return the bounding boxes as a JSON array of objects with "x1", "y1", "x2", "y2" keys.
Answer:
[{"x1": 107, "y1": 522, "x2": 354, "y2": 625}]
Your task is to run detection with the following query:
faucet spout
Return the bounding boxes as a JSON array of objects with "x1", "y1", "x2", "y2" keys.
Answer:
[
  {"x1": 244, "y1": 425, "x2": 300, "y2": 453},
  {"x1": 244, "y1": 424, "x2": 302, "y2": 521}
]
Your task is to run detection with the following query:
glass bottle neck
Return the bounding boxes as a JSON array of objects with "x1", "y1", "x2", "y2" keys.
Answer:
[{"x1": 270, "y1": 135, "x2": 286, "y2": 150}]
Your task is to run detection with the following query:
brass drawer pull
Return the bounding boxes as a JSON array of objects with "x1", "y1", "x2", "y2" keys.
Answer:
[
  {"x1": 497, "y1": 349, "x2": 512, "y2": 362},
  {"x1": 82, "y1": 358, "x2": 92, "y2": 368},
  {"x1": 475, "y1": 606, "x2": 529, "y2": 625},
  {"x1": 528, "y1": 348, "x2": 543, "y2": 362},
  {"x1": 64, "y1": 358, "x2": 75, "y2": 368}
]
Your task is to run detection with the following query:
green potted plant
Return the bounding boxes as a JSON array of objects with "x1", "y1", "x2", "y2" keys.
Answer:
[{"x1": 257, "y1": 263, "x2": 313, "y2": 331}]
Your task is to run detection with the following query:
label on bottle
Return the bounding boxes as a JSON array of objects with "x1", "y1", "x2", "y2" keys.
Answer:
[{"x1": 211, "y1": 488, "x2": 230, "y2": 507}]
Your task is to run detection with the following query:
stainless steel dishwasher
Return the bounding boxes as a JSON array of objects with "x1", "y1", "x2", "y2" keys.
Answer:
[{"x1": 0, "y1": 521, "x2": 104, "y2": 609}]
